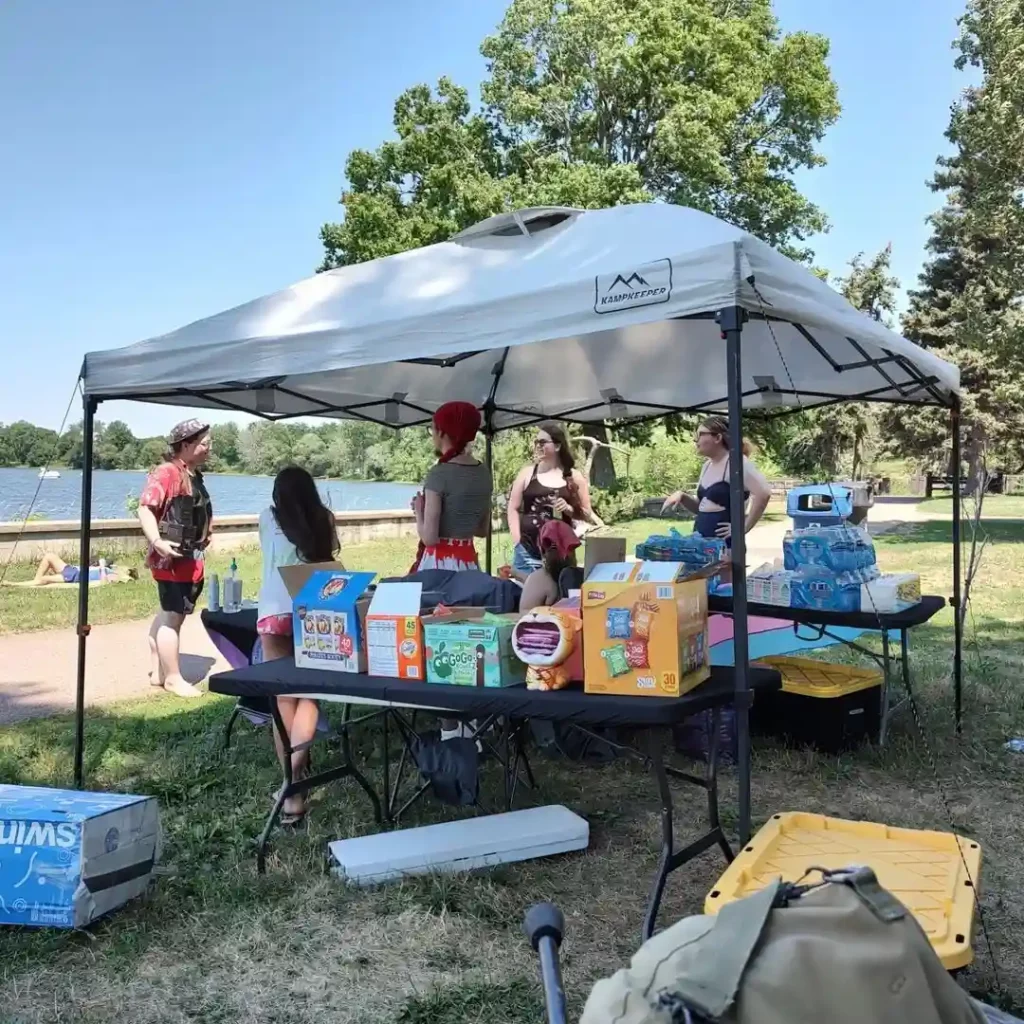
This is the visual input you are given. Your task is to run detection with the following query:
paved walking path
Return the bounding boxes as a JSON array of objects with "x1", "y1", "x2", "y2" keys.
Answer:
[
  {"x1": 0, "y1": 616, "x2": 230, "y2": 726},
  {"x1": 0, "y1": 499, "x2": 934, "y2": 727}
]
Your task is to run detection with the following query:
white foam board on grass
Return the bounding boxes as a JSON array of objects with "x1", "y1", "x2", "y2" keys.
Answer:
[{"x1": 329, "y1": 805, "x2": 589, "y2": 886}]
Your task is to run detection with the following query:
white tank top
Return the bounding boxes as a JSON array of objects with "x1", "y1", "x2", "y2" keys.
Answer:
[{"x1": 257, "y1": 507, "x2": 300, "y2": 619}]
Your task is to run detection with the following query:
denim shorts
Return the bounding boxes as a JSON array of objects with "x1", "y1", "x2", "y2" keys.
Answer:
[{"x1": 512, "y1": 543, "x2": 542, "y2": 575}]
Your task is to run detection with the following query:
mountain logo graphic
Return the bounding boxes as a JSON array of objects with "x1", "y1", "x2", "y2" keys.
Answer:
[
  {"x1": 594, "y1": 259, "x2": 671, "y2": 314},
  {"x1": 606, "y1": 272, "x2": 650, "y2": 292}
]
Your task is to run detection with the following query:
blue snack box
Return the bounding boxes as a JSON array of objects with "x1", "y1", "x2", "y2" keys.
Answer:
[
  {"x1": 0, "y1": 784, "x2": 160, "y2": 928},
  {"x1": 283, "y1": 566, "x2": 376, "y2": 673}
]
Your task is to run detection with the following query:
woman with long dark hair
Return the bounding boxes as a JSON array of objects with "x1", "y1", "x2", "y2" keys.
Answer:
[
  {"x1": 661, "y1": 416, "x2": 771, "y2": 544},
  {"x1": 257, "y1": 465, "x2": 340, "y2": 823},
  {"x1": 507, "y1": 421, "x2": 599, "y2": 580}
]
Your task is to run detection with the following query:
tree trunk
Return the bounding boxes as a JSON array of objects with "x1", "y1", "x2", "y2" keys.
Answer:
[{"x1": 586, "y1": 422, "x2": 617, "y2": 489}]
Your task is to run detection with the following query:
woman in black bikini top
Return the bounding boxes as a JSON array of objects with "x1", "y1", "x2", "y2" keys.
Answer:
[
  {"x1": 507, "y1": 421, "x2": 602, "y2": 574},
  {"x1": 661, "y1": 416, "x2": 771, "y2": 546},
  {"x1": 519, "y1": 464, "x2": 577, "y2": 557}
]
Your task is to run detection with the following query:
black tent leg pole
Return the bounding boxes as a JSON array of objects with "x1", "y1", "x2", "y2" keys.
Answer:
[
  {"x1": 719, "y1": 305, "x2": 751, "y2": 844},
  {"x1": 951, "y1": 399, "x2": 963, "y2": 735},
  {"x1": 74, "y1": 396, "x2": 97, "y2": 789},
  {"x1": 485, "y1": 428, "x2": 494, "y2": 574}
]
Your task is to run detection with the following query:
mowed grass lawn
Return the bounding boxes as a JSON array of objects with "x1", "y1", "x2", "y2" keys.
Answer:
[
  {"x1": 0, "y1": 516, "x2": 748, "y2": 635},
  {"x1": 0, "y1": 500, "x2": 789, "y2": 636},
  {"x1": 2, "y1": 509, "x2": 1024, "y2": 1021}
]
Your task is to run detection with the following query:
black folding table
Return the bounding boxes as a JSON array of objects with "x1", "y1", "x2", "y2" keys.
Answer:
[
  {"x1": 708, "y1": 594, "x2": 946, "y2": 743},
  {"x1": 208, "y1": 660, "x2": 781, "y2": 939}
]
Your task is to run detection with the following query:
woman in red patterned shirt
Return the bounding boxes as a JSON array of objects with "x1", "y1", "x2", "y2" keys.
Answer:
[{"x1": 138, "y1": 420, "x2": 213, "y2": 698}]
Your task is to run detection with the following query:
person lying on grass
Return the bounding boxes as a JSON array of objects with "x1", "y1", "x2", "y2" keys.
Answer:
[{"x1": 10, "y1": 553, "x2": 138, "y2": 587}]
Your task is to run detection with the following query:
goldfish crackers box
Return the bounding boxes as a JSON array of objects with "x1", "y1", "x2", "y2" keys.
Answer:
[
  {"x1": 283, "y1": 565, "x2": 376, "y2": 673},
  {"x1": 582, "y1": 561, "x2": 709, "y2": 698}
]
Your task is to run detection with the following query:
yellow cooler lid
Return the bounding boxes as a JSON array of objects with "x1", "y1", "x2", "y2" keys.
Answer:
[{"x1": 754, "y1": 656, "x2": 882, "y2": 698}]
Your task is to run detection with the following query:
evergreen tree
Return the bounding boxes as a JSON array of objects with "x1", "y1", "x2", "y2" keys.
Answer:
[{"x1": 889, "y1": 0, "x2": 1024, "y2": 475}]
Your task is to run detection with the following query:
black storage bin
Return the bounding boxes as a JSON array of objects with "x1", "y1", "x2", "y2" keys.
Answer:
[{"x1": 751, "y1": 656, "x2": 882, "y2": 753}]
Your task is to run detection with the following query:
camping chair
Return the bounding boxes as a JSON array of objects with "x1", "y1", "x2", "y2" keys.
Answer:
[{"x1": 556, "y1": 566, "x2": 584, "y2": 599}]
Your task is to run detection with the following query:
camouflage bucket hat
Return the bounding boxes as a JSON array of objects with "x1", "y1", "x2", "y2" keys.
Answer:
[{"x1": 167, "y1": 419, "x2": 210, "y2": 446}]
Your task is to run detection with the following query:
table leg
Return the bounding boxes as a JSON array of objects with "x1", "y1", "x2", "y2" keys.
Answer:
[
  {"x1": 642, "y1": 713, "x2": 733, "y2": 942},
  {"x1": 224, "y1": 702, "x2": 241, "y2": 750},
  {"x1": 257, "y1": 699, "x2": 293, "y2": 874},
  {"x1": 340, "y1": 704, "x2": 385, "y2": 826},
  {"x1": 255, "y1": 700, "x2": 384, "y2": 874},
  {"x1": 879, "y1": 630, "x2": 892, "y2": 746},
  {"x1": 382, "y1": 709, "x2": 390, "y2": 820},
  {"x1": 901, "y1": 628, "x2": 911, "y2": 698}
]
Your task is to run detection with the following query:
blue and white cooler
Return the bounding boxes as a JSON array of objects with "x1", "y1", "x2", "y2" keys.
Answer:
[
  {"x1": 787, "y1": 483, "x2": 856, "y2": 529},
  {"x1": 0, "y1": 785, "x2": 160, "y2": 928}
]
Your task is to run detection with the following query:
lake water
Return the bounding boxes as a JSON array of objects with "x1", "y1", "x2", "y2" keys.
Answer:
[{"x1": 0, "y1": 468, "x2": 419, "y2": 523}]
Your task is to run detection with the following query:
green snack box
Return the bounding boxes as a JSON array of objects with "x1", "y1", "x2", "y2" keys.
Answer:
[{"x1": 422, "y1": 610, "x2": 527, "y2": 688}]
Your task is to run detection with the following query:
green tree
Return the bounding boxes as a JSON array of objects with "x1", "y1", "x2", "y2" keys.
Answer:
[
  {"x1": 293, "y1": 432, "x2": 330, "y2": 477},
  {"x1": 138, "y1": 437, "x2": 166, "y2": 469},
  {"x1": 886, "y1": 0, "x2": 1024, "y2": 475},
  {"x1": 481, "y1": 0, "x2": 839, "y2": 257},
  {"x1": 320, "y1": 0, "x2": 839, "y2": 267},
  {"x1": 209, "y1": 423, "x2": 241, "y2": 470},
  {"x1": 0, "y1": 421, "x2": 60, "y2": 466}
]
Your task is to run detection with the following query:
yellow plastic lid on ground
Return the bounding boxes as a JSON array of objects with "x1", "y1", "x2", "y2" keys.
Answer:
[
  {"x1": 753, "y1": 656, "x2": 882, "y2": 698},
  {"x1": 704, "y1": 812, "x2": 982, "y2": 970}
]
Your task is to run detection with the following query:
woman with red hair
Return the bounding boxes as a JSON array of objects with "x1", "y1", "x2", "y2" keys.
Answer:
[{"x1": 410, "y1": 401, "x2": 493, "y2": 573}]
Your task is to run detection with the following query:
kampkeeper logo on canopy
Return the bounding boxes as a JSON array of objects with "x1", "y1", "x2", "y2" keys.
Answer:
[{"x1": 594, "y1": 258, "x2": 672, "y2": 314}]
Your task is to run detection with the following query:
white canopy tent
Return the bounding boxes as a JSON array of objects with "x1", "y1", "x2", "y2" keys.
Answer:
[
  {"x1": 75, "y1": 204, "x2": 964, "y2": 843},
  {"x1": 82, "y1": 204, "x2": 958, "y2": 425}
]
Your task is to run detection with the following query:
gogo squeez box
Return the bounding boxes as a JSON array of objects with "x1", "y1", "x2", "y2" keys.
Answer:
[
  {"x1": 582, "y1": 561, "x2": 710, "y2": 698},
  {"x1": 0, "y1": 784, "x2": 160, "y2": 928}
]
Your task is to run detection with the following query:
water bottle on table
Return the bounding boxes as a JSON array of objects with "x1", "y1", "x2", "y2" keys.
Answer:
[{"x1": 225, "y1": 558, "x2": 241, "y2": 613}]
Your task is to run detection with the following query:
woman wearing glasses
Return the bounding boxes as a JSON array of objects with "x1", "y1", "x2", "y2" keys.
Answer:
[
  {"x1": 661, "y1": 416, "x2": 772, "y2": 544},
  {"x1": 507, "y1": 422, "x2": 600, "y2": 578}
]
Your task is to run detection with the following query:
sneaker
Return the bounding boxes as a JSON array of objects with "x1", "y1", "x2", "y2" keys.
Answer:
[{"x1": 164, "y1": 677, "x2": 203, "y2": 699}]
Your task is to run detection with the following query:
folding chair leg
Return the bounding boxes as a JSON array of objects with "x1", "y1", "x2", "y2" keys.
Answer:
[{"x1": 224, "y1": 704, "x2": 242, "y2": 750}]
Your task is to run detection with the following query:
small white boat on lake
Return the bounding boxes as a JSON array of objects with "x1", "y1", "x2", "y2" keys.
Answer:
[{"x1": 38, "y1": 469, "x2": 60, "y2": 480}]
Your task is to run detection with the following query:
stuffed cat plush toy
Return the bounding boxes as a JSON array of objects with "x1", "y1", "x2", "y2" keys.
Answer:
[{"x1": 512, "y1": 608, "x2": 582, "y2": 691}]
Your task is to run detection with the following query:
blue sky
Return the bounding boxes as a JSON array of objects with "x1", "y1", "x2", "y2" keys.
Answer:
[{"x1": 0, "y1": 0, "x2": 970, "y2": 437}]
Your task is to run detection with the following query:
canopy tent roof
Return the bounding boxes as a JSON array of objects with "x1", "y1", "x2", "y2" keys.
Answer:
[{"x1": 81, "y1": 204, "x2": 959, "y2": 430}]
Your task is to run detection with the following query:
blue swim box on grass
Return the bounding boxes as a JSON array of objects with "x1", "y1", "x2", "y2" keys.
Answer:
[{"x1": 0, "y1": 784, "x2": 160, "y2": 928}]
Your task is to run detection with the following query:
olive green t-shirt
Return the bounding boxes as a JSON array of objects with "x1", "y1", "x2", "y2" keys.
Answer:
[{"x1": 423, "y1": 461, "x2": 493, "y2": 539}]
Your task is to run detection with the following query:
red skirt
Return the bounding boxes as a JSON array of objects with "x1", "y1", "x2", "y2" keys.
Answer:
[{"x1": 411, "y1": 537, "x2": 479, "y2": 574}]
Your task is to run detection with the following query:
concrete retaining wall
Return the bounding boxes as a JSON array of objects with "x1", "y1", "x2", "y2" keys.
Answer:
[{"x1": 0, "y1": 509, "x2": 419, "y2": 563}]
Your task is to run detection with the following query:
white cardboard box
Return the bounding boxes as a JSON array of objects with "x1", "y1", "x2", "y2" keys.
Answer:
[
  {"x1": 365, "y1": 582, "x2": 424, "y2": 680},
  {"x1": 328, "y1": 805, "x2": 589, "y2": 885}
]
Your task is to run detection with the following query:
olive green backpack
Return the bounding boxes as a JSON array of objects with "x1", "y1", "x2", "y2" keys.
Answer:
[{"x1": 582, "y1": 867, "x2": 988, "y2": 1024}]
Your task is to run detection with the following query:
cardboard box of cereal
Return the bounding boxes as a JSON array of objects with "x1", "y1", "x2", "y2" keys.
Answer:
[
  {"x1": 422, "y1": 609, "x2": 526, "y2": 687},
  {"x1": 365, "y1": 582, "x2": 425, "y2": 680},
  {"x1": 281, "y1": 564, "x2": 375, "y2": 673},
  {"x1": 582, "y1": 561, "x2": 709, "y2": 698}
]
